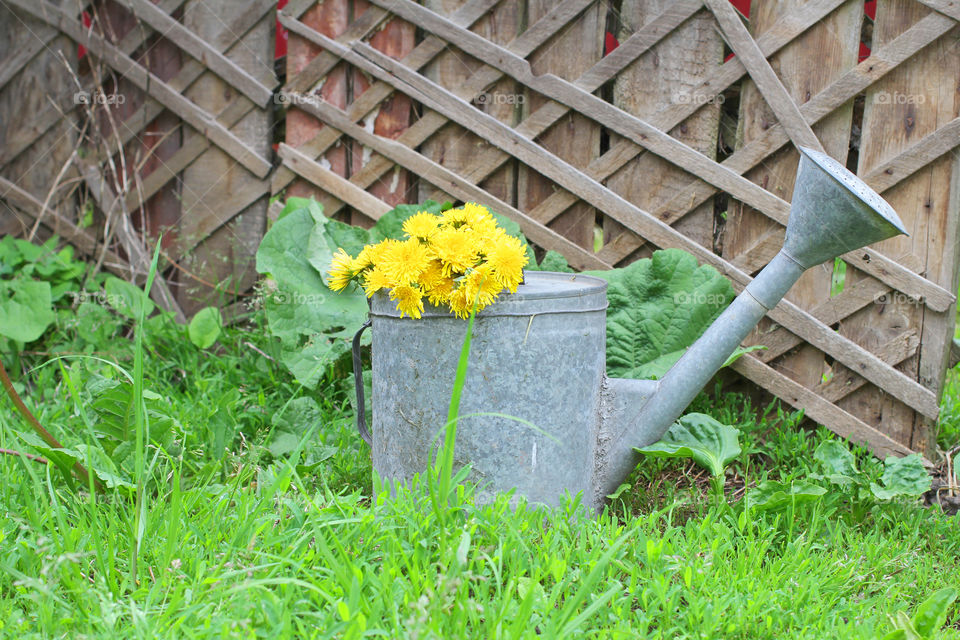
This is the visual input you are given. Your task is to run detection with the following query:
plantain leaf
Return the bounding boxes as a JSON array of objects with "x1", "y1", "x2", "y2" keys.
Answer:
[
  {"x1": 636, "y1": 413, "x2": 740, "y2": 477},
  {"x1": 746, "y1": 480, "x2": 826, "y2": 512},
  {"x1": 911, "y1": 588, "x2": 957, "y2": 638},
  {"x1": 870, "y1": 454, "x2": 931, "y2": 500}
]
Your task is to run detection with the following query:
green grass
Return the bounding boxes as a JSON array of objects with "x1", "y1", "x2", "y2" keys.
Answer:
[{"x1": 1, "y1": 267, "x2": 959, "y2": 638}]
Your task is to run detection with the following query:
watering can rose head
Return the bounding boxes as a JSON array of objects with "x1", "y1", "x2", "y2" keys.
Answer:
[{"x1": 326, "y1": 203, "x2": 529, "y2": 319}]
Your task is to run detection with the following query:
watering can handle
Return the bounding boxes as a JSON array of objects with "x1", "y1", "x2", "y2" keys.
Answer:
[{"x1": 352, "y1": 319, "x2": 373, "y2": 446}]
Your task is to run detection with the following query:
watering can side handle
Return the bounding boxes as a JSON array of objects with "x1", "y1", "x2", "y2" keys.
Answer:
[{"x1": 352, "y1": 319, "x2": 373, "y2": 446}]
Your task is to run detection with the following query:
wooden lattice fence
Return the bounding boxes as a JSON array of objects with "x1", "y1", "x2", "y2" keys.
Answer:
[
  {"x1": 274, "y1": 0, "x2": 960, "y2": 460},
  {"x1": 0, "y1": 0, "x2": 278, "y2": 318},
  {"x1": 1, "y1": 0, "x2": 959, "y2": 461}
]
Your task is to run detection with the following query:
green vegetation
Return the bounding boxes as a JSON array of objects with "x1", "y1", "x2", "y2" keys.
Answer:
[{"x1": 1, "y1": 231, "x2": 958, "y2": 639}]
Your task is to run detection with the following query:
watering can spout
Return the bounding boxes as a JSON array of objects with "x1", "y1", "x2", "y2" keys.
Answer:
[{"x1": 594, "y1": 147, "x2": 909, "y2": 503}]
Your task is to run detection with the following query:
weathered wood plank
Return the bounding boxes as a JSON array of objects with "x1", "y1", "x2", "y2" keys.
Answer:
[
  {"x1": 121, "y1": 0, "x2": 275, "y2": 105},
  {"x1": 703, "y1": 0, "x2": 825, "y2": 152},
  {"x1": 9, "y1": 0, "x2": 273, "y2": 178},
  {"x1": 285, "y1": 93, "x2": 611, "y2": 270},
  {"x1": 850, "y1": 0, "x2": 960, "y2": 453},
  {"x1": 177, "y1": 0, "x2": 273, "y2": 313},
  {"x1": 517, "y1": 0, "x2": 604, "y2": 250},
  {"x1": 605, "y1": 1, "x2": 722, "y2": 257},
  {"x1": 418, "y1": 0, "x2": 525, "y2": 212},
  {"x1": 0, "y1": 0, "x2": 77, "y2": 231},
  {"x1": 280, "y1": 143, "x2": 392, "y2": 219}
]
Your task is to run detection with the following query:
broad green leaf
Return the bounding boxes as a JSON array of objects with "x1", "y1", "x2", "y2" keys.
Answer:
[
  {"x1": 188, "y1": 306, "x2": 222, "y2": 349},
  {"x1": 886, "y1": 611, "x2": 923, "y2": 640},
  {"x1": 267, "y1": 432, "x2": 300, "y2": 458},
  {"x1": 268, "y1": 397, "x2": 322, "y2": 457},
  {"x1": 636, "y1": 413, "x2": 740, "y2": 477},
  {"x1": 272, "y1": 397, "x2": 322, "y2": 436},
  {"x1": 912, "y1": 587, "x2": 957, "y2": 638},
  {"x1": 256, "y1": 205, "x2": 369, "y2": 387},
  {"x1": 104, "y1": 276, "x2": 154, "y2": 319},
  {"x1": 257, "y1": 207, "x2": 328, "y2": 294},
  {"x1": 814, "y1": 440, "x2": 863, "y2": 487},
  {"x1": 746, "y1": 480, "x2": 826, "y2": 512},
  {"x1": 870, "y1": 454, "x2": 931, "y2": 500},
  {"x1": 586, "y1": 249, "x2": 736, "y2": 380},
  {"x1": 0, "y1": 279, "x2": 55, "y2": 342}
]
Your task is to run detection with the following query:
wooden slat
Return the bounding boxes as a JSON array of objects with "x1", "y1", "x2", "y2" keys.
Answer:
[
  {"x1": 0, "y1": 25, "x2": 56, "y2": 92},
  {"x1": 8, "y1": 0, "x2": 272, "y2": 179},
  {"x1": 604, "y1": 2, "x2": 722, "y2": 255},
  {"x1": 862, "y1": 116, "x2": 960, "y2": 193},
  {"x1": 122, "y1": 0, "x2": 275, "y2": 106},
  {"x1": 703, "y1": 0, "x2": 825, "y2": 152},
  {"x1": 733, "y1": 354, "x2": 921, "y2": 460},
  {"x1": 284, "y1": 94, "x2": 611, "y2": 270},
  {"x1": 915, "y1": 0, "x2": 960, "y2": 21},
  {"x1": 516, "y1": 0, "x2": 603, "y2": 250},
  {"x1": 102, "y1": 0, "x2": 275, "y2": 154},
  {"x1": 323, "y1": 36, "x2": 941, "y2": 419},
  {"x1": 279, "y1": 144, "x2": 392, "y2": 219}
]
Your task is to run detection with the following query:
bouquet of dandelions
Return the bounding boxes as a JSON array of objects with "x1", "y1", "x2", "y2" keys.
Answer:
[{"x1": 327, "y1": 203, "x2": 529, "y2": 319}]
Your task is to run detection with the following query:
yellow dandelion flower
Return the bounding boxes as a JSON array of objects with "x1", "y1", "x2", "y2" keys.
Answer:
[
  {"x1": 485, "y1": 234, "x2": 528, "y2": 291},
  {"x1": 380, "y1": 238, "x2": 431, "y2": 285},
  {"x1": 327, "y1": 248, "x2": 355, "y2": 292},
  {"x1": 362, "y1": 265, "x2": 394, "y2": 298},
  {"x1": 402, "y1": 212, "x2": 440, "y2": 240},
  {"x1": 426, "y1": 277, "x2": 455, "y2": 307},
  {"x1": 447, "y1": 286, "x2": 471, "y2": 319},
  {"x1": 462, "y1": 264, "x2": 504, "y2": 310},
  {"x1": 416, "y1": 259, "x2": 445, "y2": 290},
  {"x1": 440, "y1": 207, "x2": 468, "y2": 228},
  {"x1": 390, "y1": 284, "x2": 425, "y2": 319},
  {"x1": 430, "y1": 227, "x2": 479, "y2": 276}
]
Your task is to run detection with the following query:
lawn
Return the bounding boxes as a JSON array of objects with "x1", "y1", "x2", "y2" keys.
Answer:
[{"x1": 1, "y1": 236, "x2": 958, "y2": 639}]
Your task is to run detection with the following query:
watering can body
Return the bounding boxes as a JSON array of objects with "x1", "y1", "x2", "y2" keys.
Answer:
[
  {"x1": 364, "y1": 147, "x2": 910, "y2": 513},
  {"x1": 369, "y1": 272, "x2": 620, "y2": 510}
]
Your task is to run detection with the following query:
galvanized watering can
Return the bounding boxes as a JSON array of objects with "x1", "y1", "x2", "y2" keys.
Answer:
[{"x1": 355, "y1": 147, "x2": 908, "y2": 513}]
